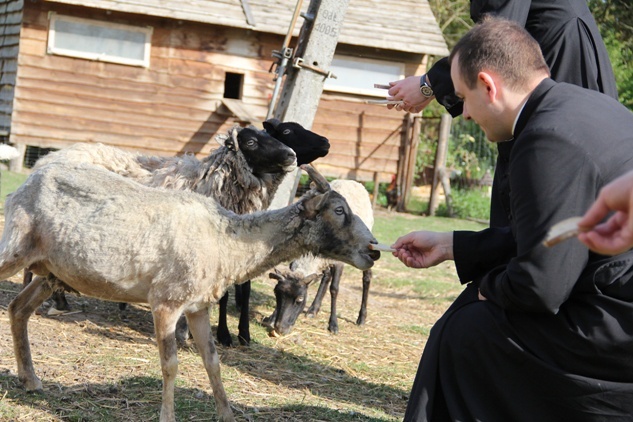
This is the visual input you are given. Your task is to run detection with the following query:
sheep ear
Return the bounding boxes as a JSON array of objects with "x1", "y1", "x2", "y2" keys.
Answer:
[
  {"x1": 263, "y1": 118, "x2": 281, "y2": 133},
  {"x1": 268, "y1": 271, "x2": 283, "y2": 281},
  {"x1": 302, "y1": 192, "x2": 328, "y2": 219},
  {"x1": 301, "y1": 164, "x2": 330, "y2": 193},
  {"x1": 222, "y1": 127, "x2": 239, "y2": 151}
]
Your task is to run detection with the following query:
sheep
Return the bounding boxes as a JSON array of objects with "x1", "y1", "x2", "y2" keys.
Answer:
[
  {"x1": 217, "y1": 118, "x2": 330, "y2": 346},
  {"x1": 23, "y1": 121, "x2": 329, "y2": 346},
  {"x1": 0, "y1": 144, "x2": 20, "y2": 161},
  {"x1": 265, "y1": 179, "x2": 375, "y2": 336},
  {"x1": 3, "y1": 163, "x2": 380, "y2": 422},
  {"x1": 26, "y1": 121, "x2": 329, "y2": 344},
  {"x1": 23, "y1": 125, "x2": 297, "y2": 317}
]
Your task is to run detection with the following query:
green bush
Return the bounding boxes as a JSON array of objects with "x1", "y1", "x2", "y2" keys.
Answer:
[{"x1": 436, "y1": 187, "x2": 491, "y2": 221}]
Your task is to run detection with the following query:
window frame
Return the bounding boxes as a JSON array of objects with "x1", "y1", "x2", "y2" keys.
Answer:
[
  {"x1": 323, "y1": 55, "x2": 405, "y2": 97},
  {"x1": 47, "y1": 13, "x2": 153, "y2": 68}
]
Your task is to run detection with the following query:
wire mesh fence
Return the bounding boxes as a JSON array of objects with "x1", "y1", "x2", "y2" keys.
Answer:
[
  {"x1": 448, "y1": 116, "x2": 497, "y2": 188},
  {"x1": 416, "y1": 115, "x2": 497, "y2": 188}
]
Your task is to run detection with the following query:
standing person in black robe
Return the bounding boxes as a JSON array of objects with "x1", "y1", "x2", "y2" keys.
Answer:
[
  {"x1": 392, "y1": 17, "x2": 633, "y2": 421},
  {"x1": 388, "y1": 0, "x2": 618, "y2": 116},
  {"x1": 388, "y1": 0, "x2": 619, "y2": 229}
]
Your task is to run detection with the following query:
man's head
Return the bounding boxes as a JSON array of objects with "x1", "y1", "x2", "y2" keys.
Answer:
[{"x1": 449, "y1": 17, "x2": 550, "y2": 142}]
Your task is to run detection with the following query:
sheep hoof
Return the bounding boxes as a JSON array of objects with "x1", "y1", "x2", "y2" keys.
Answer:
[{"x1": 22, "y1": 378, "x2": 43, "y2": 392}]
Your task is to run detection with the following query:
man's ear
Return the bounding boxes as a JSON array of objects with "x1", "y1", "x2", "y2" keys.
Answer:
[{"x1": 479, "y1": 71, "x2": 498, "y2": 101}]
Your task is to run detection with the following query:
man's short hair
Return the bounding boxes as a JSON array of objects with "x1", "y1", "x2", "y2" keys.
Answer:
[{"x1": 449, "y1": 16, "x2": 550, "y2": 90}]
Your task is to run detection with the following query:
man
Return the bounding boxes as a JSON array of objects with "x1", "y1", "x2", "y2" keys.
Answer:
[{"x1": 393, "y1": 17, "x2": 633, "y2": 421}]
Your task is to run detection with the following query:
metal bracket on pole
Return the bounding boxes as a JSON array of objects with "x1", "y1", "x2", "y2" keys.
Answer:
[
  {"x1": 293, "y1": 57, "x2": 337, "y2": 79},
  {"x1": 266, "y1": 47, "x2": 294, "y2": 119},
  {"x1": 270, "y1": 47, "x2": 294, "y2": 81}
]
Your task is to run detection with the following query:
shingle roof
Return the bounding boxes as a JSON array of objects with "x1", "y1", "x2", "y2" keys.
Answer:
[{"x1": 44, "y1": 0, "x2": 449, "y2": 56}]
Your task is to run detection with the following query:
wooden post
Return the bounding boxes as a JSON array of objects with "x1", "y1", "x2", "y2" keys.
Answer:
[
  {"x1": 371, "y1": 171, "x2": 379, "y2": 209},
  {"x1": 428, "y1": 113, "x2": 452, "y2": 216},
  {"x1": 267, "y1": 0, "x2": 350, "y2": 209},
  {"x1": 400, "y1": 114, "x2": 420, "y2": 212}
]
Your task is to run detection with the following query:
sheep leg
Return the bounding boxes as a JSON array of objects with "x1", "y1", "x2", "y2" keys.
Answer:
[
  {"x1": 8, "y1": 275, "x2": 53, "y2": 391},
  {"x1": 217, "y1": 292, "x2": 233, "y2": 347},
  {"x1": 22, "y1": 269, "x2": 32, "y2": 286},
  {"x1": 23, "y1": 269, "x2": 70, "y2": 312},
  {"x1": 236, "y1": 281, "x2": 251, "y2": 346},
  {"x1": 185, "y1": 307, "x2": 235, "y2": 422},
  {"x1": 151, "y1": 303, "x2": 183, "y2": 422},
  {"x1": 234, "y1": 284, "x2": 243, "y2": 309},
  {"x1": 50, "y1": 291, "x2": 70, "y2": 311},
  {"x1": 307, "y1": 270, "x2": 332, "y2": 318},
  {"x1": 327, "y1": 263, "x2": 344, "y2": 334},
  {"x1": 356, "y1": 269, "x2": 372, "y2": 326}
]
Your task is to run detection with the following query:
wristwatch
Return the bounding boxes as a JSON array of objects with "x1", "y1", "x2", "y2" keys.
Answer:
[{"x1": 419, "y1": 74, "x2": 434, "y2": 98}]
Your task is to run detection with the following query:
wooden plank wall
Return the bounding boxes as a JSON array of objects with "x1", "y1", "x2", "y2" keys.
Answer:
[
  {"x1": 312, "y1": 96, "x2": 407, "y2": 183},
  {"x1": 0, "y1": 0, "x2": 23, "y2": 133},
  {"x1": 10, "y1": 3, "x2": 279, "y2": 158},
  {"x1": 9, "y1": 2, "x2": 421, "y2": 185}
]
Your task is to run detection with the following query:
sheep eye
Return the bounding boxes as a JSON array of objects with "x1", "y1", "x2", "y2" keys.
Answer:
[
  {"x1": 246, "y1": 139, "x2": 256, "y2": 147},
  {"x1": 335, "y1": 206, "x2": 345, "y2": 215},
  {"x1": 283, "y1": 129, "x2": 292, "y2": 135},
  {"x1": 295, "y1": 297, "x2": 304, "y2": 304}
]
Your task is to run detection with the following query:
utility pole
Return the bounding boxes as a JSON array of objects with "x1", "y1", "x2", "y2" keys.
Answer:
[{"x1": 267, "y1": 0, "x2": 350, "y2": 209}]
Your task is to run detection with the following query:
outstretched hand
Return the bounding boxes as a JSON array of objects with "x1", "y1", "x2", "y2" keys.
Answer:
[
  {"x1": 391, "y1": 231, "x2": 454, "y2": 269},
  {"x1": 386, "y1": 75, "x2": 434, "y2": 114},
  {"x1": 577, "y1": 170, "x2": 633, "y2": 255}
]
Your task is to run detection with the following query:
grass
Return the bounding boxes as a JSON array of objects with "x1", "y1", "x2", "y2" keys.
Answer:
[
  {"x1": 0, "y1": 169, "x2": 28, "y2": 207},
  {"x1": 0, "y1": 170, "x2": 489, "y2": 421}
]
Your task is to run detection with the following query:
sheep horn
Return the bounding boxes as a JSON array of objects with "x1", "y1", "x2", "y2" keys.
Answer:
[{"x1": 300, "y1": 164, "x2": 330, "y2": 193}]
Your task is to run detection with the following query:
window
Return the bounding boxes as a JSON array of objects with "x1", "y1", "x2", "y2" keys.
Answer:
[
  {"x1": 224, "y1": 72, "x2": 244, "y2": 99},
  {"x1": 47, "y1": 13, "x2": 152, "y2": 67},
  {"x1": 324, "y1": 55, "x2": 405, "y2": 97}
]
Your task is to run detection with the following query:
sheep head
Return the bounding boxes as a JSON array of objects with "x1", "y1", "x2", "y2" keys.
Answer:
[
  {"x1": 267, "y1": 269, "x2": 322, "y2": 336},
  {"x1": 263, "y1": 119, "x2": 330, "y2": 165}
]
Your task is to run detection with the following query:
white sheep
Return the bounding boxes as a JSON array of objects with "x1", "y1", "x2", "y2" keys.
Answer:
[
  {"x1": 26, "y1": 126, "x2": 298, "y2": 340},
  {"x1": 0, "y1": 144, "x2": 20, "y2": 161},
  {"x1": 267, "y1": 179, "x2": 375, "y2": 336},
  {"x1": 2, "y1": 163, "x2": 380, "y2": 422}
]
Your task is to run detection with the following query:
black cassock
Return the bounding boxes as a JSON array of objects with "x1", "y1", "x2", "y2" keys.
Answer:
[
  {"x1": 428, "y1": 0, "x2": 618, "y2": 118},
  {"x1": 403, "y1": 80, "x2": 633, "y2": 421}
]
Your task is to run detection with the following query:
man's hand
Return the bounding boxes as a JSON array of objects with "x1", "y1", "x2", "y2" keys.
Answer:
[
  {"x1": 386, "y1": 75, "x2": 434, "y2": 113},
  {"x1": 391, "y1": 231, "x2": 454, "y2": 269}
]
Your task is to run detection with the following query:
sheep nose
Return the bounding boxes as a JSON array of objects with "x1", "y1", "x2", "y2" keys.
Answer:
[{"x1": 286, "y1": 150, "x2": 297, "y2": 165}]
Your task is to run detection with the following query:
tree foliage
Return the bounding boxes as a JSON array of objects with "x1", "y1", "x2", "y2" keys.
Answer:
[
  {"x1": 427, "y1": 0, "x2": 472, "y2": 49},
  {"x1": 589, "y1": 0, "x2": 633, "y2": 109}
]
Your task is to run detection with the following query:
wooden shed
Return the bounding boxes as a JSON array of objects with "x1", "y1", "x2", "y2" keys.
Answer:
[{"x1": 0, "y1": 0, "x2": 448, "y2": 195}]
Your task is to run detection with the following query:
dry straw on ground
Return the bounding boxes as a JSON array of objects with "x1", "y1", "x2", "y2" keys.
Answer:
[{"x1": 0, "y1": 211, "x2": 463, "y2": 421}]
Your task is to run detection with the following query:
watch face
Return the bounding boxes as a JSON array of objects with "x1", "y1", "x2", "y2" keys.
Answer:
[{"x1": 420, "y1": 85, "x2": 433, "y2": 98}]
